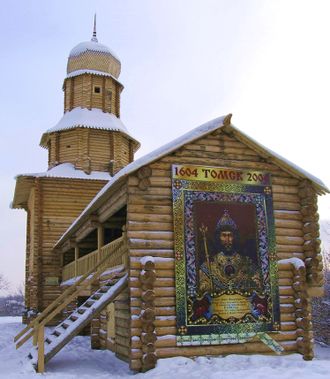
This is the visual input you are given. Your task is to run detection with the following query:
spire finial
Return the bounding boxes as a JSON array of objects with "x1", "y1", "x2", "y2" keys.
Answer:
[{"x1": 91, "y1": 14, "x2": 98, "y2": 42}]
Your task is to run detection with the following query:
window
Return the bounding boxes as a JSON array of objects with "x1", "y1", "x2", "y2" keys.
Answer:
[{"x1": 94, "y1": 86, "x2": 101, "y2": 94}]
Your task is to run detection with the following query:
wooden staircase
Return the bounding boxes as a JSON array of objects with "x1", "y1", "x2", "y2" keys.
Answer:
[
  {"x1": 14, "y1": 236, "x2": 128, "y2": 373},
  {"x1": 29, "y1": 271, "x2": 127, "y2": 368}
]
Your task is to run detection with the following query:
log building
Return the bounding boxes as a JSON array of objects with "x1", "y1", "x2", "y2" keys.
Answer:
[{"x1": 12, "y1": 21, "x2": 329, "y2": 373}]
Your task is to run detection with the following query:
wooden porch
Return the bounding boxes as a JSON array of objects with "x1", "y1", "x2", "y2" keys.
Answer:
[{"x1": 61, "y1": 236, "x2": 127, "y2": 283}]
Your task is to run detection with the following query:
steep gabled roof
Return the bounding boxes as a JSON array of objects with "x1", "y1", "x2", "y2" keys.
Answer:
[{"x1": 55, "y1": 114, "x2": 329, "y2": 247}]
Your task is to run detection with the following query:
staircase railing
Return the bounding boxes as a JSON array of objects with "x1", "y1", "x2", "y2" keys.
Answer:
[
  {"x1": 62, "y1": 237, "x2": 126, "y2": 281},
  {"x1": 14, "y1": 235, "x2": 127, "y2": 373}
]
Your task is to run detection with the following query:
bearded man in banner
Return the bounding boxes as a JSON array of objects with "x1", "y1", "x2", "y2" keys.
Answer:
[{"x1": 199, "y1": 209, "x2": 263, "y2": 295}]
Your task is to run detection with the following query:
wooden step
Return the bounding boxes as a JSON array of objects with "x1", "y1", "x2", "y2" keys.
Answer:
[
  {"x1": 51, "y1": 330, "x2": 61, "y2": 337},
  {"x1": 91, "y1": 293, "x2": 103, "y2": 300},
  {"x1": 99, "y1": 286, "x2": 111, "y2": 293},
  {"x1": 39, "y1": 272, "x2": 128, "y2": 368},
  {"x1": 114, "y1": 272, "x2": 125, "y2": 278}
]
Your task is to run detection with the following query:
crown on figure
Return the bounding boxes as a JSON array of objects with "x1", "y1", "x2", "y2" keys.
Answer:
[{"x1": 217, "y1": 209, "x2": 238, "y2": 231}]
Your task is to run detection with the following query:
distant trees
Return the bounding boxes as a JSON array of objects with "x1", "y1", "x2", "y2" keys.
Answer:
[
  {"x1": 0, "y1": 294, "x2": 25, "y2": 316},
  {"x1": 312, "y1": 247, "x2": 330, "y2": 345},
  {"x1": 0, "y1": 275, "x2": 25, "y2": 316}
]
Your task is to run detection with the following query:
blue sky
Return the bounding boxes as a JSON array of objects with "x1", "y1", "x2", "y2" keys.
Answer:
[{"x1": 1, "y1": 0, "x2": 330, "y2": 291}]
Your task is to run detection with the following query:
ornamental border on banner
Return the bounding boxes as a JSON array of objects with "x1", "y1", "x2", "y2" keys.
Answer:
[{"x1": 172, "y1": 164, "x2": 281, "y2": 349}]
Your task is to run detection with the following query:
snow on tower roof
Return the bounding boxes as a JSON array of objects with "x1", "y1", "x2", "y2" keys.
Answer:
[
  {"x1": 68, "y1": 15, "x2": 120, "y2": 61},
  {"x1": 15, "y1": 163, "x2": 111, "y2": 181},
  {"x1": 65, "y1": 69, "x2": 123, "y2": 86},
  {"x1": 48, "y1": 107, "x2": 128, "y2": 133},
  {"x1": 39, "y1": 107, "x2": 140, "y2": 148},
  {"x1": 55, "y1": 114, "x2": 329, "y2": 248},
  {"x1": 69, "y1": 40, "x2": 120, "y2": 62}
]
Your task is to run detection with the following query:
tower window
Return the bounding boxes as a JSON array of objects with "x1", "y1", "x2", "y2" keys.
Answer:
[{"x1": 94, "y1": 86, "x2": 101, "y2": 94}]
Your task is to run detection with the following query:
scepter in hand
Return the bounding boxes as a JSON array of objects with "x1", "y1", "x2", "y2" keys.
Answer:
[{"x1": 200, "y1": 224, "x2": 213, "y2": 294}]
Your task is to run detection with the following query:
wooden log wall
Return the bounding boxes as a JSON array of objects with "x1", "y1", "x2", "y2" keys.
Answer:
[
  {"x1": 126, "y1": 129, "x2": 315, "y2": 370},
  {"x1": 64, "y1": 74, "x2": 119, "y2": 114},
  {"x1": 115, "y1": 84, "x2": 121, "y2": 118},
  {"x1": 139, "y1": 257, "x2": 157, "y2": 371},
  {"x1": 47, "y1": 128, "x2": 133, "y2": 174},
  {"x1": 48, "y1": 134, "x2": 57, "y2": 168},
  {"x1": 91, "y1": 317, "x2": 101, "y2": 349},
  {"x1": 114, "y1": 289, "x2": 130, "y2": 361},
  {"x1": 298, "y1": 180, "x2": 323, "y2": 289},
  {"x1": 23, "y1": 208, "x2": 31, "y2": 323},
  {"x1": 99, "y1": 308, "x2": 108, "y2": 350},
  {"x1": 48, "y1": 130, "x2": 79, "y2": 167},
  {"x1": 29, "y1": 180, "x2": 43, "y2": 312},
  {"x1": 26, "y1": 177, "x2": 106, "y2": 318},
  {"x1": 96, "y1": 269, "x2": 131, "y2": 361},
  {"x1": 113, "y1": 133, "x2": 131, "y2": 174},
  {"x1": 289, "y1": 261, "x2": 314, "y2": 360}
]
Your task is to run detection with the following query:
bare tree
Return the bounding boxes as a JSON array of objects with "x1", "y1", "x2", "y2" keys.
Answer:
[
  {"x1": 312, "y1": 248, "x2": 330, "y2": 345},
  {"x1": 12, "y1": 281, "x2": 25, "y2": 301},
  {"x1": 0, "y1": 274, "x2": 9, "y2": 292}
]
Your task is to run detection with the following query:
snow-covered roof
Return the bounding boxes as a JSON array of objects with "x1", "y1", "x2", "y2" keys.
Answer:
[
  {"x1": 15, "y1": 163, "x2": 111, "y2": 181},
  {"x1": 47, "y1": 108, "x2": 128, "y2": 134},
  {"x1": 12, "y1": 163, "x2": 110, "y2": 209},
  {"x1": 55, "y1": 114, "x2": 329, "y2": 248},
  {"x1": 65, "y1": 69, "x2": 123, "y2": 86},
  {"x1": 39, "y1": 108, "x2": 140, "y2": 148},
  {"x1": 69, "y1": 40, "x2": 120, "y2": 62}
]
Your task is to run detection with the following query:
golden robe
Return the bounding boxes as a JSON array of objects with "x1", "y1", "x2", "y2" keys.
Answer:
[{"x1": 199, "y1": 251, "x2": 263, "y2": 294}]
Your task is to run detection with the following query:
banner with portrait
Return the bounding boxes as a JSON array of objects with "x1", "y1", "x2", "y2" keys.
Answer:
[{"x1": 172, "y1": 164, "x2": 280, "y2": 346}]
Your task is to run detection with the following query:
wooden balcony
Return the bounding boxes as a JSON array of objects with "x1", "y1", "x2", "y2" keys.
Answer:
[{"x1": 61, "y1": 236, "x2": 127, "y2": 282}]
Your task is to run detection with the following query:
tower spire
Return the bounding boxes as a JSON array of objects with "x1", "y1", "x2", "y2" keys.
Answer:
[{"x1": 91, "y1": 14, "x2": 98, "y2": 42}]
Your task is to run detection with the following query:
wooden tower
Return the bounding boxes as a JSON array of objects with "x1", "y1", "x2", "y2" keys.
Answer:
[{"x1": 12, "y1": 20, "x2": 140, "y2": 322}]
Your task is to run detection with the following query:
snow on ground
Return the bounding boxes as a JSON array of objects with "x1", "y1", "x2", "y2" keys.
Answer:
[{"x1": 1, "y1": 317, "x2": 330, "y2": 379}]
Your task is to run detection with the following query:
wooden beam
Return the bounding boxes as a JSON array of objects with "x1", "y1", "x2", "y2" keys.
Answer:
[
  {"x1": 97, "y1": 224, "x2": 104, "y2": 263},
  {"x1": 59, "y1": 238, "x2": 77, "y2": 254},
  {"x1": 74, "y1": 245, "x2": 79, "y2": 277},
  {"x1": 103, "y1": 217, "x2": 126, "y2": 228},
  {"x1": 37, "y1": 326, "x2": 45, "y2": 373},
  {"x1": 75, "y1": 217, "x2": 99, "y2": 243},
  {"x1": 98, "y1": 184, "x2": 127, "y2": 223}
]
